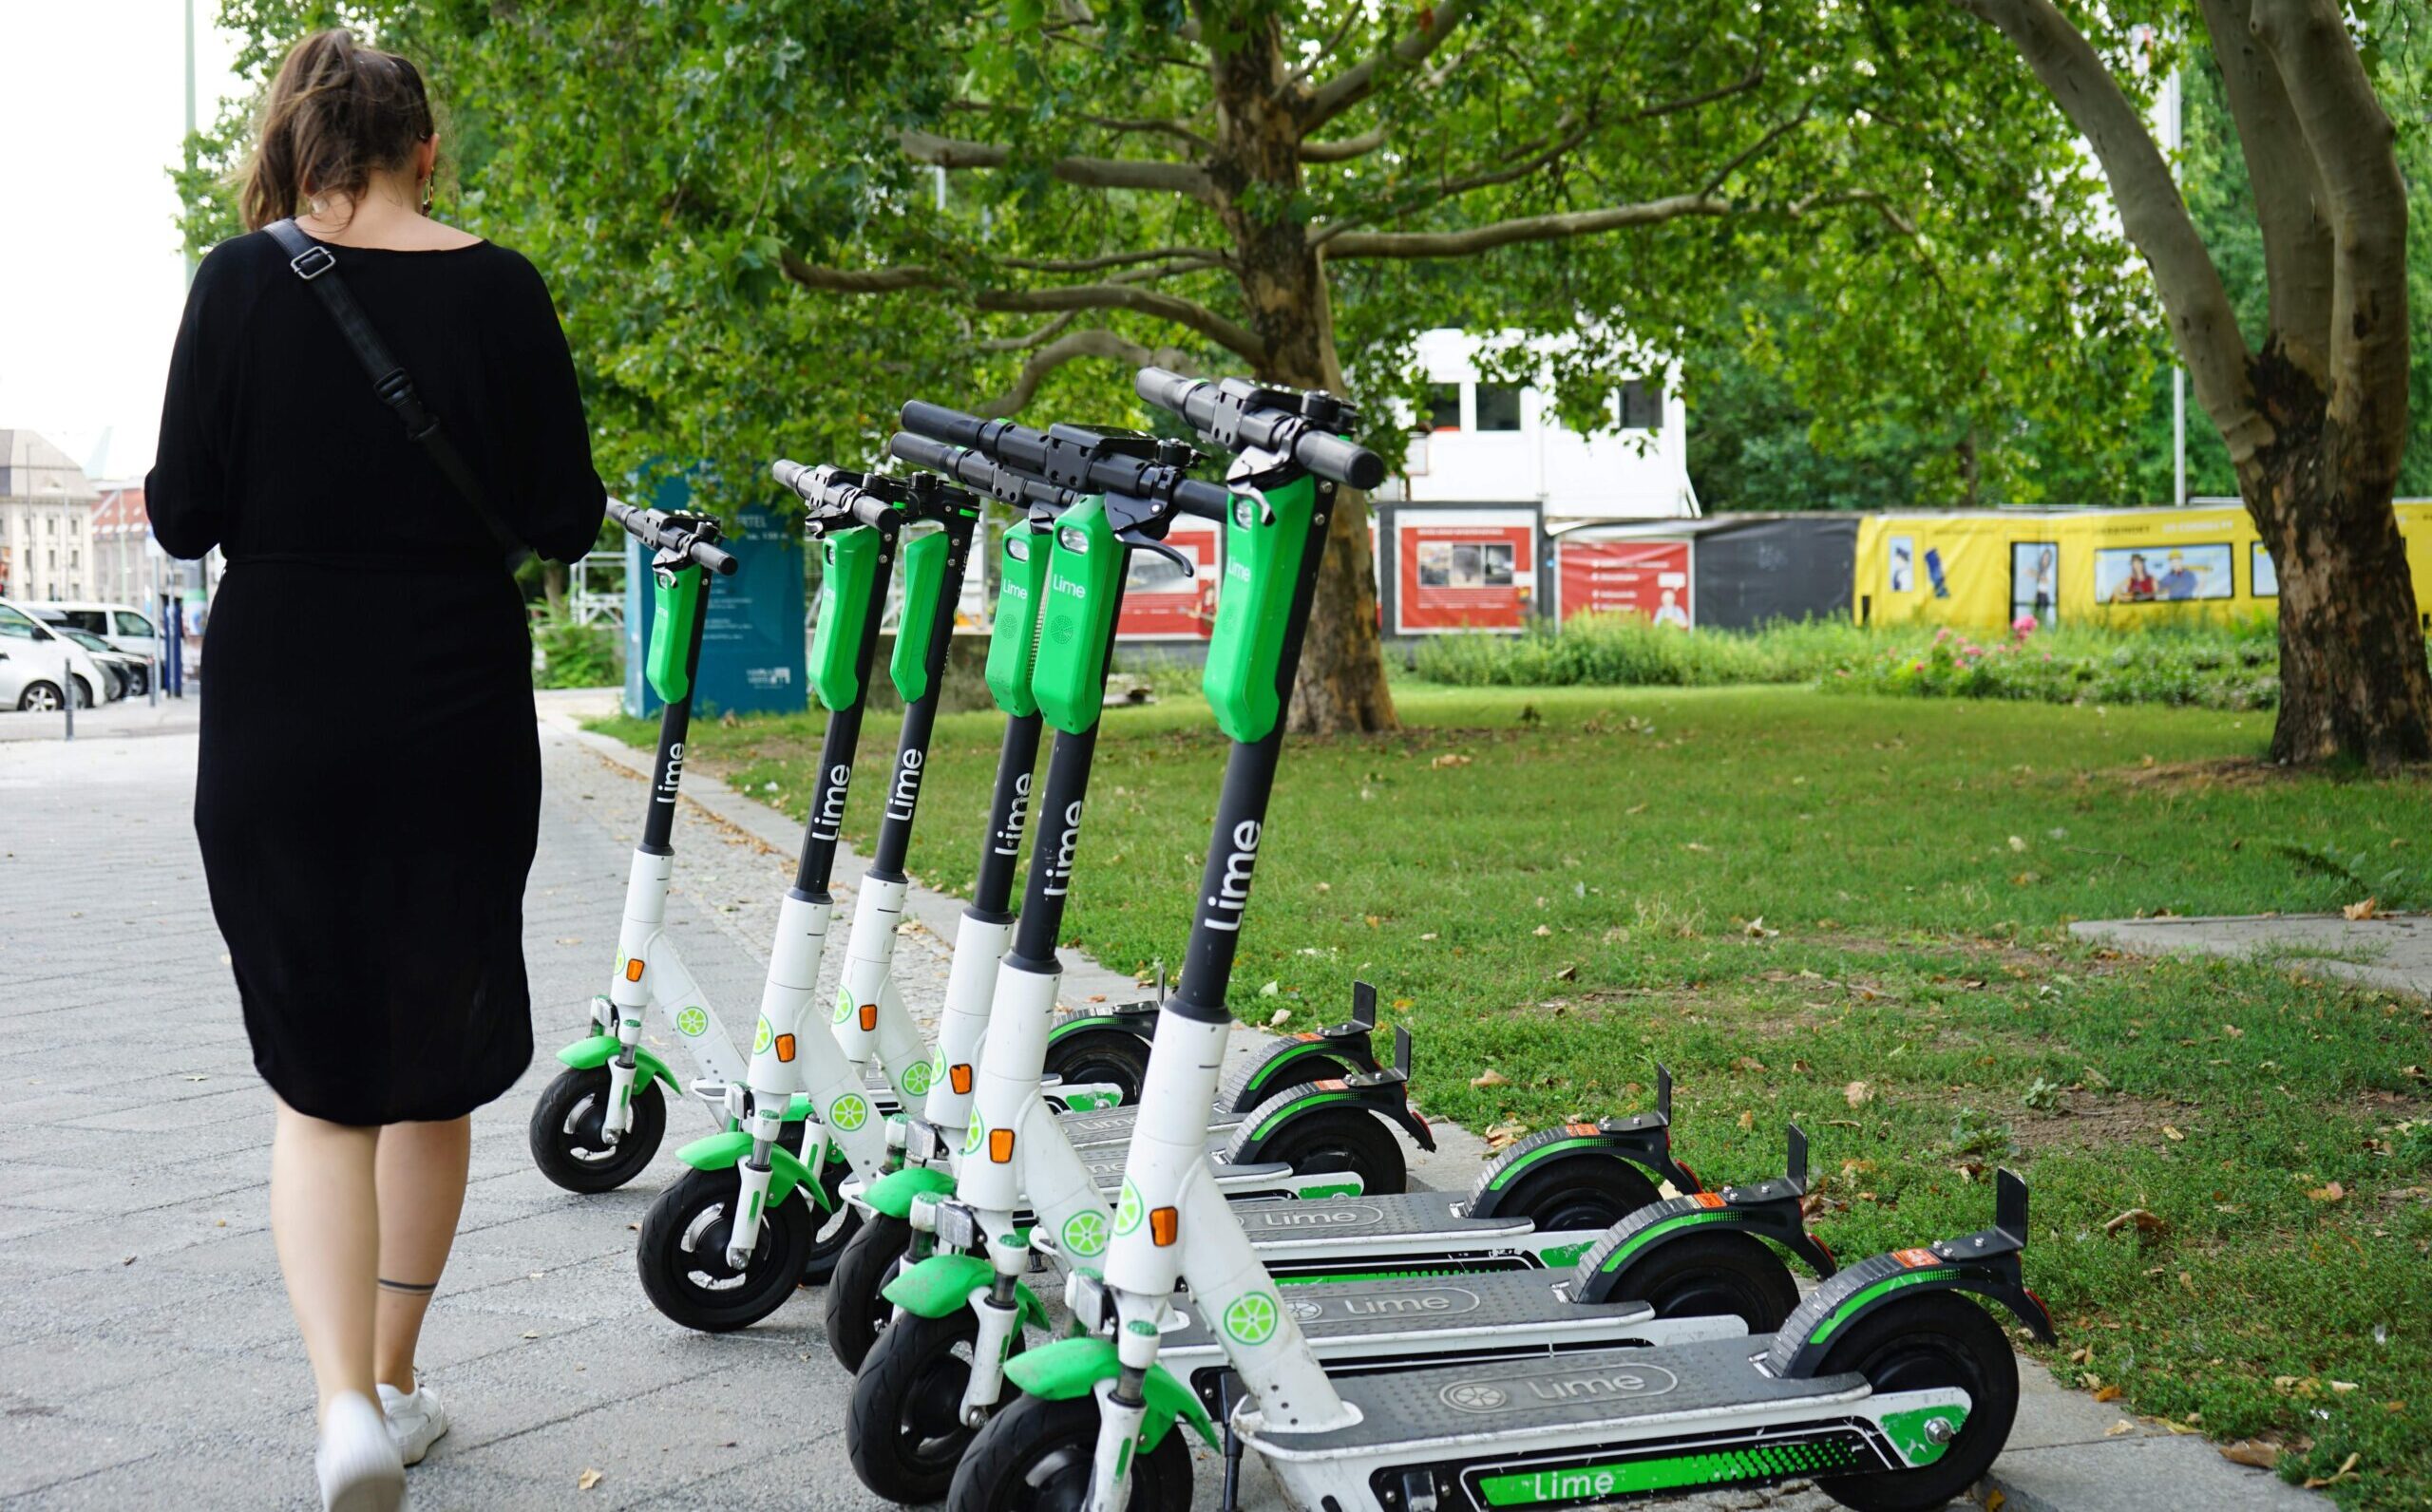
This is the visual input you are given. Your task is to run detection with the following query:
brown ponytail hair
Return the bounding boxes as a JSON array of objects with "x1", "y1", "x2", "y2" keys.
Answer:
[{"x1": 242, "y1": 29, "x2": 437, "y2": 232}]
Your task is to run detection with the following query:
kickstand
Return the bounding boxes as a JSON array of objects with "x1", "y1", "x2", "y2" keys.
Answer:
[{"x1": 1219, "y1": 1377, "x2": 1244, "y2": 1512}]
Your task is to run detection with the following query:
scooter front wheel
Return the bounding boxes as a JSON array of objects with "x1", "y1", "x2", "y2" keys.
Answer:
[
  {"x1": 946, "y1": 1391, "x2": 1189, "y2": 1512},
  {"x1": 825, "y1": 1211, "x2": 910, "y2": 1370},
  {"x1": 636, "y1": 1165, "x2": 812, "y2": 1332},
  {"x1": 1814, "y1": 1291, "x2": 2020, "y2": 1512},
  {"x1": 848, "y1": 1306, "x2": 1028, "y2": 1503},
  {"x1": 527, "y1": 1066, "x2": 667, "y2": 1194},
  {"x1": 799, "y1": 1158, "x2": 863, "y2": 1286}
]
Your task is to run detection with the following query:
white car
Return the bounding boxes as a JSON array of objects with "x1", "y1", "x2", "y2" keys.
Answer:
[
  {"x1": 0, "y1": 598, "x2": 117, "y2": 710},
  {"x1": 31, "y1": 600, "x2": 161, "y2": 663}
]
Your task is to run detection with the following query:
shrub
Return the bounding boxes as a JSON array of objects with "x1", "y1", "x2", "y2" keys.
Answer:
[{"x1": 532, "y1": 609, "x2": 621, "y2": 689}]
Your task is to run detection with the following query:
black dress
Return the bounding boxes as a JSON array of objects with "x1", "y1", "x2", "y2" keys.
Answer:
[{"x1": 148, "y1": 228, "x2": 604, "y2": 1125}]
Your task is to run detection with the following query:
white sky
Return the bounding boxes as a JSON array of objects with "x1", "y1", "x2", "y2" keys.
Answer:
[{"x1": 0, "y1": 3, "x2": 246, "y2": 482}]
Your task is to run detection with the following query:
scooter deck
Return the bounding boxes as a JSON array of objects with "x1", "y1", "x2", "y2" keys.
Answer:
[
  {"x1": 1056, "y1": 1104, "x2": 1243, "y2": 1148},
  {"x1": 1077, "y1": 1145, "x2": 1297, "y2": 1192},
  {"x1": 1231, "y1": 1194, "x2": 1540, "y2": 1255},
  {"x1": 1244, "y1": 1335, "x2": 1865, "y2": 1459},
  {"x1": 1158, "y1": 1272, "x2": 1720, "y2": 1367}
]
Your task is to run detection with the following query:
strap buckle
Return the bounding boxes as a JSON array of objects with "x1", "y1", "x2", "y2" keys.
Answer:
[{"x1": 289, "y1": 244, "x2": 336, "y2": 281}]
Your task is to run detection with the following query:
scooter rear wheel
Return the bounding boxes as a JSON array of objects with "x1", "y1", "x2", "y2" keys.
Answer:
[
  {"x1": 1042, "y1": 1028, "x2": 1150, "y2": 1106},
  {"x1": 636, "y1": 1165, "x2": 812, "y2": 1332},
  {"x1": 946, "y1": 1390, "x2": 1190, "y2": 1512},
  {"x1": 1610, "y1": 1228, "x2": 1800, "y2": 1332},
  {"x1": 1813, "y1": 1291, "x2": 2019, "y2": 1512},
  {"x1": 1251, "y1": 1107, "x2": 1407, "y2": 1196},
  {"x1": 527, "y1": 1067, "x2": 667, "y2": 1194},
  {"x1": 1489, "y1": 1151, "x2": 1661, "y2": 1234},
  {"x1": 848, "y1": 1306, "x2": 1028, "y2": 1503},
  {"x1": 825, "y1": 1210, "x2": 910, "y2": 1370}
]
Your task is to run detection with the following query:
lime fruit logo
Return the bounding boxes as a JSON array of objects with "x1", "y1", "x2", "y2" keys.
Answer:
[
  {"x1": 829, "y1": 1094, "x2": 870, "y2": 1132},
  {"x1": 832, "y1": 987, "x2": 853, "y2": 1025},
  {"x1": 1113, "y1": 1181, "x2": 1145, "y2": 1235},
  {"x1": 1062, "y1": 1210, "x2": 1110, "y2": 1257},
  {"x1": 752, "y1": 1017, "x2": 773, "y2": 1055},
  {"x1": 674, "y1": 1007, "x2": 709, "y2": 1038},
  {"x1": 964, "y1": 1113, "x2": 984, "y2": 1155},
  {"x1": 1223, "y1": 1292, "x2": 1280, "y2": 1347},
  {"x1": 903, "y1": 1060, "x2": 933, "y2": 1096}
]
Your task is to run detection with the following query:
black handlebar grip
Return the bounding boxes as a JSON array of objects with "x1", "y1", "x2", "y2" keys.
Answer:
[
  {"x1": 693, "y1": 539, "x2": 739, "y2": 576},
  {"x1": 1295, "y1": 427, "x2": 1386, "y2": 491},
  {"x1": 1133, "y1": 367, "x2": 1203, "y2": 422},
  {"x1": 1172, "y1": 477, "x2": 1236, "y2": 520},
  {"x1": 898, "y1": 400, "x2": 987, "y2": 450},
  {"x1": 887, "y1": 432, "x2": 958, "y2": 474},
  {"x1": 605, "y1": 498, "x2": 643, "y2": 534},
  {"x1": 852, "y1": 496, "x2": 895, "y2": 532}
]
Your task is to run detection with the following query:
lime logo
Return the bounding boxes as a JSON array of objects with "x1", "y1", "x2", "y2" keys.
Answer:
[
  {"x1": 832, "y1": 987, "x2": 853, "y2": 1025},
  {"x1": 1062, "y1": 1210, "x2": 1110, "y2": 1257},
  {"x1": 964, "y1": 1114, "x2": 984, "y2": 1155},
  {"x1": 1287, "y1": 1297, "x2": 1324, "y2": 1323},
  {"x1": 674, "y1": 1007, "x2": 709, "y2": 1038},
  {"x1": 903, "y1": 1060, "x2": 933, "y2": 1096},
  {"x1": 1442, "y1": 1382, "x2": 1510, "y2": 1412},
  {"x1": 829, "y1": 1094, "x2": 870, "y2": 1132},
  {"x1": 1223, "y1": 1292, "x2": 1280, "y2": 1347},
  {"x1": 753, "y1": 1017, "x2": 773, "y2": 1055},
  {"x1": 1114, "y1": 1181, "x2": 1144, "y2": 1235}
]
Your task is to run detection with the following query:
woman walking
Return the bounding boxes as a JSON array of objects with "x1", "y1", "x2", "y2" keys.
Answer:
[{"x1": 147, "y1": 29, "x2": 604, "y2": 1511}]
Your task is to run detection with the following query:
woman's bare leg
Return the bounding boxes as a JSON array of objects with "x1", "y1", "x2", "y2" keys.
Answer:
[
  {"x1": 269, "y1": 1100, "x2": 381, "y2": 1421},
  {"x1": 372, "y1": 1116, "x2": 471, "y2": 1393}
]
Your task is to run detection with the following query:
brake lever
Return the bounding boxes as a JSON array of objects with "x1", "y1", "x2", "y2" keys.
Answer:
[{"x1": 1116, "y1": 529, "x2": 1194, "y2": 577}]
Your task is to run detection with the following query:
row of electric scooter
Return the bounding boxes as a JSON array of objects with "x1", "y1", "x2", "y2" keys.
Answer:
[{"x1": 527, "y1": 369, "x2": 2053, "y2": 1512}]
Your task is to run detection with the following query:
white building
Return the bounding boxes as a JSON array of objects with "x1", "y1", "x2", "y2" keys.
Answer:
[
  {"x1": 1376, "y1": 329, "x2": 1699, "y2": 523},
  {"x1": 0, "y1": 430, "x2": 98, "y2": 601}
]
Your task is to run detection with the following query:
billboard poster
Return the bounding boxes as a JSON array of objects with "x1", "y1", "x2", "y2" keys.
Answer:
[
  {"x1": 1557, "y1": 538, "x2": 1691, "y2": 626},
  {"x1": 2095, "y1": 542, "x2": 2232, "y2": 603},
  {"x1": 1116, "y1": 520, "x2": 1220, "y2": 639},
  {"x1": 1888, "y1": 535, "x2": 1915, "y2": 594},
  {"x1": 1394, "y1": 509, "x2": 1536, "y2": 633},
  {"x1": 2010, "y1": 541, "x2": 2059, "y2": 622},
  {"x1": 2252, "y1": 542, "x2": 2279, "y2": 597}
]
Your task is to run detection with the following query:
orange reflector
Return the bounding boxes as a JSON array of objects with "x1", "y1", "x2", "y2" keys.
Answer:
[
  {"x1": 950, "y1": 1064, "x2": 974, "y2": 1095},
  {"x1": 624, "y1": 958, "x2": 645, "y2": 982},
  {"x1": 1313, "y1": 1078, "x2": 1346, "y2": 1091},
  {"x1": 1150, "y1": 1207, "x2": 1179, "y2": 1246},
  {"x1": 1893, "y1": 1247, "x2": 1942, "y2": 1268},
  {"x1": 774, "y1": 1034, "x2": 796, "y2": 1064},
  {"x1": 988, "y1": 1128, "x2": 1016, "y2": 1163},
  {"x1": 859, "y1": 1003, "x2": 879, "y2": 1031},
  {"x1": 1692, "y1": 1191, "x2": 1727, "y2": 1209}
]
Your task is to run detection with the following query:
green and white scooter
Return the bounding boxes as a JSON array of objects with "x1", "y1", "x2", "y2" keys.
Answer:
[
  {"x1": 843, "y1": 387, "x2": 1832, "y2": 1503},
  {"x1": 942, "y1": 370, "x2": 2056, "y2": 1512},
  {"x1": 635, "y1": 465, "x2": 991, "y2": 1329}
]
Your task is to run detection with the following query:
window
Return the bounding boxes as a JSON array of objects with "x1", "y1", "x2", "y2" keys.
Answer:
[
  {"x1": 1619, "y1": 377, "x2": 1662, "y2": 430},
  {"x1": 115, "y1": 611, "x2": 154, "y2": 637},
  {"x1": 0, "y1": 605, "x2": 40, "y2": 639},
  {"x1": 1474, "y1": 385, "x2": 1523, "y2": 432},
  {"x1": 1425, "y1": 383, "x2": 1462, "y2": 432}
]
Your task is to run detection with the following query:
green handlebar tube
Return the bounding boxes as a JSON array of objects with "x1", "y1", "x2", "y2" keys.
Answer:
[
  {"x1": 644, "y1": 563, "x2": 703, "y2": 704},
  {"x1": 810, "y1": 527, "x2": 883, "y2": 711},
  {"x1": 1029, "y1": 498, "x2": 1126, "y2": 736},
  {"x1": 1204, "y1": 473, "x2": 1318, "y2": 743},
  {"x1": 984, "y1": 522, "x2": 1053, "y2": 718},
  {"x1": 889, "y1": 530, "x2": 951, "y2": 705}
]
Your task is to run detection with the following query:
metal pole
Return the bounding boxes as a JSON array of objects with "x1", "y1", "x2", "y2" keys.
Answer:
[
  {"x1": 183, "y1": 0, "x2": 200, "y2": 287},
  {"x1": 63, "y1": 653, "x2": 74, "y2": 741},
  {"x1": 147, "y1": 553, "x2": 162, "y2": 707}
]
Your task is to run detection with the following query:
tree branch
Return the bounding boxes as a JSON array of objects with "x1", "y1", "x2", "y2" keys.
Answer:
[
  {"x1": 1302, "y1": 0, "x2": 1476, "y2": 130},
  {"x1": 978, "y1": 312, "x2": 1081, "y2": 353},
  {"x1": 997, "y1": 246, "x2": 1229, "y2": 274},
  {"x1": 1285, "y1": 2, "x2": 1362, "y2": 87},
  {"x1": 1698, "y1": 102, "x2": 1814, "y2": 197},
  {"x1": 901, "y1": 129, "x2": 1217, "y2": 200},
  {"x1": 1320, "y1": 193, "x2": 1734, "y2": 259},
  {"x1": 774, "y1": 255, "x2": 939, "y2": 293},
  {"x1": 1081, "y1": 114, "x2": 1218, "y2": 157},
  {"x1": 2248, "y1": 0, "x2": 2411, "y2": 482},
  {"x1": 974, "y1": 330, "x2": 1199, "y2": 418},
  {"x1": 2197, "y1": 0, "x2": 2334, "y2": 383},
  {"x1": 1952, "y1": 0, "x2": 2270, "y2": 463},
  {"x1": 1301, "y1": 126, "x2": 1388, "y2": 162},
  {"x1": 975, "y1": 284, "x2": 1265, "y2": 363}
]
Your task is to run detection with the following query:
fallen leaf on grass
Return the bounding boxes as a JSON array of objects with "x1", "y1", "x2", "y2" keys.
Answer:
[
  {"x1": 1624, "y1": 802, "x2": 1648, "y2": 815},
  {"x1": 579, "y1": 1469, "x2": 604, "y2": 1490},
  {"x1": 1737, "y1": 1109, "x2": 1756, "y2": 1131},
  {"x1": 2161, "y1": 1125, "x2": 2185, "y2": 1142},
  {"x1": 2220, "y1": 1442, "x2": 2279, "y2": 1470},
  {"x1": 2105, "y1": 1419, "x2": 2135, "y2": 1437},
  {"x1": 1551, "y1": 963, "x2": 1577, "y2": 982},
  {"x1": 2101, "y1": 1208, "x2": 2167, "y2": 1238},
  {"x1": 1743, "y1": 917, "x2": 1777, "y2": 938},
  {"x1": 1472, "y1": 1068, "x2": 1510, "y2": 1088},
  {"x1": 1843, "y1": 1080, "x2": 1871, "y2": 1109},
  {"x1": 2344, "y1": 898, "x2": 2383, "y2": 921},
  {"x1": 1430, "y1": 752, "x2": 1472, "y2": 768},
  {"x1": 1483, "y1": 1119, "x2": 1530, "y2": 1151},
  {"x1": 2302, "y1": 1452, "x2": 2363, "y2": 1490},
  {"x1": 1532, "y1": 924, "x2": 1552, "y2": 937},
  {"x1": 2093, "y1": 1385, "x2": 2122, "y2": 1403},
  {"x1": 2307, "y1": 1181, "x2": 2346, "y2": 1204},
  {"x1": 1267, "y1": 1009, "x2": 1291, "y2": 1028}
]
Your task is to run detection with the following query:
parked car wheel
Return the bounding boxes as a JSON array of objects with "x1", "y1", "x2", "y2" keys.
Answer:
[{"x1": 18, "y1": 681, "x2": 62, "y2": 712}]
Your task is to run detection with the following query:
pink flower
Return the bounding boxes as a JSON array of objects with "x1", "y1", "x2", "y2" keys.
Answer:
[
  {"x1": 1933, "y1": 627, "x2": 1953, "y2": 645},
  {"x1": 1911, "y1": 661, "x2": 1926, "y2": 672},
  {"x1": 2012, "y1": 614, "x2": 2039, "y2": 639}
]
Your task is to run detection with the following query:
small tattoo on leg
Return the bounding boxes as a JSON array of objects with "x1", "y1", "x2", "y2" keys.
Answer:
[{"x1": 378, "y1": 1277, "x2": 438, "y2": 1296}]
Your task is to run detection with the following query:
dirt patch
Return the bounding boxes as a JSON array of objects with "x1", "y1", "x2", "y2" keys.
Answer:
[
  {"x1": 2001, "y1": 1089, "x2": 2185, "y2": 1154},
  {"x1": 2117, "y1": 756, "x2": 2431, "y2": 793}
]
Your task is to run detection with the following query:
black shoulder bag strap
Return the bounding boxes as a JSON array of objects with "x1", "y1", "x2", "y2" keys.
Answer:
[{"x1": 263, "y1": 217, "x2": 535, "y2": 569}]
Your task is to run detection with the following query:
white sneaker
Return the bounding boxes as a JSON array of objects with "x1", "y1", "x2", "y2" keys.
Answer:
[
  {"x1": 377, "y1": 1380, "x2": 450, "y2": 1466},
  {"x1": 316, "y1": 1390, "x2": 406, "y2": 1512}
]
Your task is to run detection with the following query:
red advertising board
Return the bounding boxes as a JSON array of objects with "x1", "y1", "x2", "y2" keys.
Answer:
[
  {"x1": 1557, "y1": 538, "x2": 1692, "y2": 626},
  {"x1": 1395, "y1": 510, "x2": 1536, "y2": 633},
  {"x1": 1117, "y1": 520, "x2": 1220, "y2": 639}
]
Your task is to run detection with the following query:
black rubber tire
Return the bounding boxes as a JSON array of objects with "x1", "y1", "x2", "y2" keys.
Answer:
[
  {"x1": 798, "y1": 1157, "x2": 864, "y2": 1286},
  {"x1": 826, "y1": 1210, "x2": 911, "y2": 1370},
  {"x1": 1219, "y1": 1048, "x2": 1358, "y2": 1116},
  {"x1": 1814, "y1": 1292, "x2": 2021, "y2": 1512},
  {"x1": 71, "y1": 676, "x2": 93, "y2": 709},
  {"x1": 946, "y1": 1390, "x2": 1191, "y2": 1512},
  {"x1": 1613, "y1": 1229, "x2": 1801, "y2": 1332},
  {"x1": 1043, "y1": 1028, "x2": 1150, "y2": 1106},
  {"x1": 1490, "y1": 1153, "x2": 1662, "y2": 1235},
  {"x1": 526, "y1": 1067, "x2": 667, "y2": 1194},
  {"x1": 848, "y1": 1306, "x2": 1029, "y2": 1502},
  {"x1": 1249, "y1": 1107, "x2": 1407, "y2": 1196},
  {"x1": 635, "y1": 1164, "x2": 813, "y2": 1332},
  {"x1": 17, "y1": 682, "x2": 61, "y2": 712}
]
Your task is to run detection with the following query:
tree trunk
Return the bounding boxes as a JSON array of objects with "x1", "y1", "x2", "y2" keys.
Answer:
[
  {"x1": 542, "y1": 558, "x2": 568, "y2": 617},
  {"x1": 2239, "y1": 360, "x2": 2432, "y2": 769},
  {"x1": 1205, "y1": 14, "x2": 1397, "y2": 736}
]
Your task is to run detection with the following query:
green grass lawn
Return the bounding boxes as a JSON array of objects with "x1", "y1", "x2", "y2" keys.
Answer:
[{"x1": 598, "y1": 683, "x2": 2432, "y2": 1508}]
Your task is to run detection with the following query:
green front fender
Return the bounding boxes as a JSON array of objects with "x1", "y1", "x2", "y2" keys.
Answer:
[
  {"x1": 864, "y1": 1164, "x2": 958, "y2": 1220},
  {"x1": 672, "y1": 1130, "x2": 834, "y2": 1211},
  {"x1": 555, "y1": 1034, "x2": 678, "y2": 1094},
  {"x1": 1002, "y1": 1337, "x2": 1218, "y2": 1451},
  {"x1": 882, "y1": 1254, "x2": 1050, "y2": 1330}
]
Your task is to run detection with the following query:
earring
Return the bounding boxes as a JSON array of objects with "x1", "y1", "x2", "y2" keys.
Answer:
[{"x1": 420, "y1": 178, "x2": 433, "y2": 217}]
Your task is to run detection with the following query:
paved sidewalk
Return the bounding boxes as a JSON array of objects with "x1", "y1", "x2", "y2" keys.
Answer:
[
  {"x1": 2073, "y1": 910, "x2": 2432, "y2": 998},
  {"x1": 0, "y1": 711, "x2": 2322, "y2": 1511}
]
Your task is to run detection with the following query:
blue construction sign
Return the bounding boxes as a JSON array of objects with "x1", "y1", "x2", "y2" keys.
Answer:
[{"x1": 623, "y1": 474, "x2": 806, "y2": 718}]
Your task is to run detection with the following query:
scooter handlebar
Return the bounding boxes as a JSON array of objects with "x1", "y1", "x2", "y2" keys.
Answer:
[
  {"x1": 604, "y1": 498, "x2": 738, "y2": 575},
  {"x1": 896, "y1": 401, "x2": 1233, "y2": 520},
  {"x1": 887, "y1": 432, "x2": 1076, "y2": 512},
  {"x1": 1132, "y1": 367, "x2": 1386, "y2": 490},
  {"x1": 770, "y1": 459, "x2": 896, "y2": 533}
]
